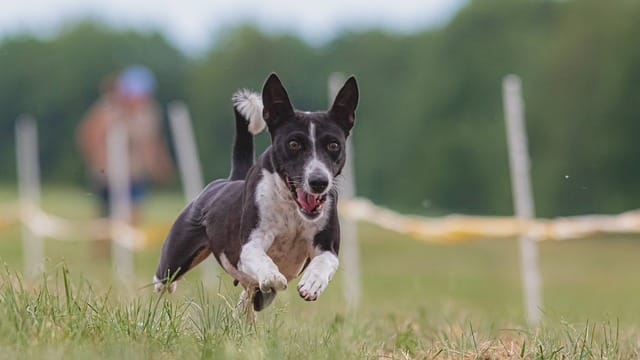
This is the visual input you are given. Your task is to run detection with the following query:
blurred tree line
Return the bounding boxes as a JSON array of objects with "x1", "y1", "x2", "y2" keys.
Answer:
[{"x1": 1, "y1": 0, "x2": 639, "y2": 217}]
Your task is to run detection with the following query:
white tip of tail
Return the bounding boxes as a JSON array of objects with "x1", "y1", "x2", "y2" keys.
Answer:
[{"x1": 232, "y1": 89, "x2": 266, "y2": 135}]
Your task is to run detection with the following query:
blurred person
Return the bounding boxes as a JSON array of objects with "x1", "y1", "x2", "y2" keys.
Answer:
[{"x1": 77, "y1": 66, "x2": 173, "y2": 255}]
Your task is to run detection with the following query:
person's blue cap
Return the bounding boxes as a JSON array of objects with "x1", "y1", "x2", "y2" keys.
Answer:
[{"x1": 117, "y1": 65, "x2": 156, "y2": 98}]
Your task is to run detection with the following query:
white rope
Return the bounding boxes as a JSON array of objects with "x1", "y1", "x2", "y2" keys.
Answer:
[{"x1": 3, "y1": 199, "x2": 640, "y2": 248}]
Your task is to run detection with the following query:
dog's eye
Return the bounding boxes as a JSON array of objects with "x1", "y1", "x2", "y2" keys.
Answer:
[
  {"x1": 288, "y1": 140, "x2": 301, "y2": 151},
  {"x1": 327, "y1": 142, "x2": 340, "y2": 152}
]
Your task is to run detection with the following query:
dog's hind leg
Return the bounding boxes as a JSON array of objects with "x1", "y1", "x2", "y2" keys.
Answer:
[
  {"x1": 153, "y1": 203, "x2": 211, "y2": 293},
  {"x1": 234, "y1": 287, "x2": 277, "y2": 323},
  {"x1": 252, "y1": 289, "x2": 277, "y2": 312},
  {"x1": 236, "y1": 289, "x2": 256, "y2": 324}
]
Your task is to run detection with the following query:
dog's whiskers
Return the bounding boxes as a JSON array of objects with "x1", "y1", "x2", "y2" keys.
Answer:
[{"x1": 330, "y1": 178, "x2": 347, "y2": 193}]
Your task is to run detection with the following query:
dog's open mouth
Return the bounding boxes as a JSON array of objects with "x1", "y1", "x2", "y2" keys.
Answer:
[{"x1": 285, "y1": 176, "x2": 327, "y2": 219}]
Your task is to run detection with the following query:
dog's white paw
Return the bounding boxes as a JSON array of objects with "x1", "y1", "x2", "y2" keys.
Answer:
[
  {"x1": 258, "y1": 271, "x2": 287, "y2": 293},
  {"x1": 297, "y1": 270, "x2": 329, "y2": 301},
  {"x1": 153, "y1": 275, "x2": 177, "y2": 294}
]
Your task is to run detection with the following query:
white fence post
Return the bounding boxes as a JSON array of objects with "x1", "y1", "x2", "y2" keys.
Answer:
[
  {"x1": 168, "y1": 101, "x2": 204, "y2": 200},
  {"x1": 329, "y1": 72, "x2": 361, "y2": 310},
  {"x1": 15, "y1": 115, "x2": 44, "y2": 278},
  {"x1": 107, "y1": 122, "x2": 134, "y2": 280},
  {"x1": 503, "y1": 74, "x2": 543, "y2": 325},
  {"x1": 167, "y1": 101, "x2": 217, "y2": 285}
]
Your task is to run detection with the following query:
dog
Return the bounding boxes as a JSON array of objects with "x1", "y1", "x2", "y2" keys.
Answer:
[{"x1": 153, "y1": 73, "x2": 359, "y2": 314}]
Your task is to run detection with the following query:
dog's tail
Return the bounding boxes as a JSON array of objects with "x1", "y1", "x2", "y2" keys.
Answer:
[{"x1": 230, "y1": 89, "x2": 266, "y2": 181}]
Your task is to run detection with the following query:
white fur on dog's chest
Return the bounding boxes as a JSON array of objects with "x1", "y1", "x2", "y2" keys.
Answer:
[{"x1": 251, "y1": 170, "x2": 330, "y2": 280}]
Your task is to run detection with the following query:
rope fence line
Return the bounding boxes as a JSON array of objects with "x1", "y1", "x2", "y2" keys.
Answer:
[
  {"x1": 0, "y1": 201, "x2": 168, "y2": 250},
  {"x1": 2, "y1": 198, "x2": 640, "y2": 248},
  {"x1": 339, "y1": 198, "x2": 640, "y2": 242}
]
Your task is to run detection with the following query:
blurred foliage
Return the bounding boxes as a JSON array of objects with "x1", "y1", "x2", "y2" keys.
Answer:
[{"x1": 1, "y1": 0, "x2": 639, "y2": 217}]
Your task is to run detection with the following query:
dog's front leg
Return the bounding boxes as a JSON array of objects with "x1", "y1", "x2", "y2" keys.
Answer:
[
  {"x1": 238, "y1": 232, "x2": 287, "y2": 293},
  {"x1": 298, "y1": 204, "x2": 341, "y2": 301},
  {"x1": 297, "y1": 248, "x2": 339, "y2": 301}
]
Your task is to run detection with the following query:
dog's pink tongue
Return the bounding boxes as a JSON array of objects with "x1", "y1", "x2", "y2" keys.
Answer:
[{"x1": 296, "y1": 188, "x2": 318, "y2": 211}]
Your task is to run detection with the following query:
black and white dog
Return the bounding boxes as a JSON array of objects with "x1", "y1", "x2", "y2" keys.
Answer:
[{"x1": 153, "y1": 73, "x2": 358, "y2": 312}]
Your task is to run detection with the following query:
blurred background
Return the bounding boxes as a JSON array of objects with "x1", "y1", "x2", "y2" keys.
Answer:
[
  {"x1": 1, "y1": 0, "x2": 640, "y2": 324},
  {"x1": 2, "y1": 0, "x2": 639, "y2": 217}
]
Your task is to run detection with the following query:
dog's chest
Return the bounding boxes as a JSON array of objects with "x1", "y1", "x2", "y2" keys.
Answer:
[
  {"x1": 265, "y1": 220, "x2": 317, "y2": 281},
  {"x1": 254, "y1": 170, "x2": 326, "y2": 280}
]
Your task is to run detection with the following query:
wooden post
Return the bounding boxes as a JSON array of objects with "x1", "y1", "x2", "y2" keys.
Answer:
[
  {"x1": 107, "y1": 122, "x2": 134, "y2": 279},
  {"x1": 503, "y1": 74, "x2": 542, "y2": 324},
  {"x1": 329, "y1": 72, "x2": 361, "y2": 310},
  {"x1": 167, "y1": 101, "x2": 217, "y2": 284},
  {"x1": 15, "y1": 115, "x2": 44, "y2": 278},
  {"x1": 168, "y1": 101, "x2": 204, "y2": 200}
]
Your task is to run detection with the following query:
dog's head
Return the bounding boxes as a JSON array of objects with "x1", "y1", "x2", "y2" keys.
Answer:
[{"x1": 261, "y1": 73, "x2": 359, "y2": 221}]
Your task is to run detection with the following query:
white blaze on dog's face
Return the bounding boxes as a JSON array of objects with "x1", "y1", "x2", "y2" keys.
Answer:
[{"x1": 261, "y1": 74, "x2": 359, "y2": 221}]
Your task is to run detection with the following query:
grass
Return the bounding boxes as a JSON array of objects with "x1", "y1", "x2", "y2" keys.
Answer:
[
  {"x1": 1, "y1": 186, "x2": 640, "y2": 358},
  {"x1": 0, "y1": 266, "x2": 637, "y2": 359}
]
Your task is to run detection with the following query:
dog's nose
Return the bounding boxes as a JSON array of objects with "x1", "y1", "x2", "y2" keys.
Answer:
[{"x1": 308, "y1": 173, "x2": 329, "y2": 193}]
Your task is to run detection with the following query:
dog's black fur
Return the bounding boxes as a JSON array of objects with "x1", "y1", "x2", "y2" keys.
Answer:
[{"x1": 154, "y1": 73, "x2": 358, "y2": 311}]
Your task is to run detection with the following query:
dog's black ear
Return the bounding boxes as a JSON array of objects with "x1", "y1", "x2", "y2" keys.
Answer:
[
  {"x1": 329, "y1": 76, "x2": 359, "y2": 134},
  {"x1": 262, "y1": 73, "x2": 294, "y2": 130}
]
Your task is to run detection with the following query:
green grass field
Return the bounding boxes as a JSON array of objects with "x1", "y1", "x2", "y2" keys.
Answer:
[{"x1": 1, "y1": 187, "x2": 640, "y2": 359}]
